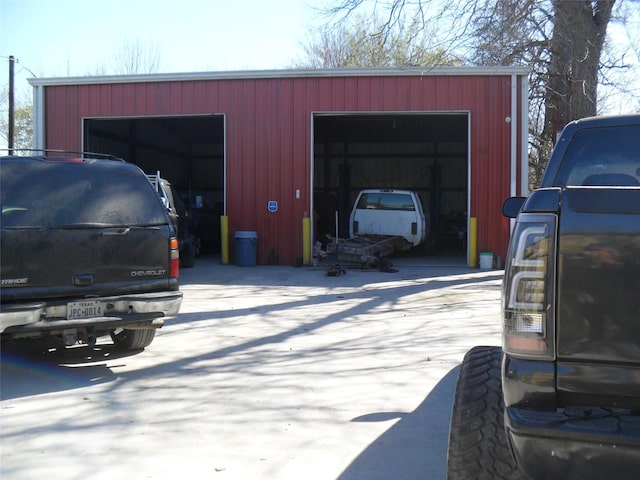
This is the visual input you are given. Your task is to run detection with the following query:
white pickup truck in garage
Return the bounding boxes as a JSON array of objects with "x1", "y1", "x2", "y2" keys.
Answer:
[
  {"x1": 337, "y1": 189, "x2": 428, "y2": 264},
  {"x1": 349, "y1": 189, "x2": 428, "y2": 246}
]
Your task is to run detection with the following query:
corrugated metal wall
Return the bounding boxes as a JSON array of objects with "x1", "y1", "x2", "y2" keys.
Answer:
[{"x1": 41, "y1": 73, "x2": 523, "y2": 265}]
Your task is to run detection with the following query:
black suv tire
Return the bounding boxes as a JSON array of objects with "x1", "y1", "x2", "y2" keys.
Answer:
[{"x1": 447, "y1": 346, "x2": 526, "y2": 480}]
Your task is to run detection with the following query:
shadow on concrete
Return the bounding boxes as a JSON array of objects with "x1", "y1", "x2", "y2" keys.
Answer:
[
  {"x1": 0, "y1": 341, "x2": 141, "y2": 400},
  {"x1": 1, "y1": 257, "x2": 498, "y2": 405},
  {"x1": 339, "y1": 367, "x2": 459, "y2": 480}
]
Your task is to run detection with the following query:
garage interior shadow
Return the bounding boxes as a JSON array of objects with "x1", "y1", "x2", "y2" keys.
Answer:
[
  {"x1": 313, "y1": 113, "x2": 469, "y2": 263},
  {"x1": 339, "y1": 366, "x2": 459, "y2": 480}
]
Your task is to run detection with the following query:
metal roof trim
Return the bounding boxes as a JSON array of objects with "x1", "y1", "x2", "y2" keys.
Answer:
[{"x1": 29, "y1": 66, "x2": 530, "y2": 87}]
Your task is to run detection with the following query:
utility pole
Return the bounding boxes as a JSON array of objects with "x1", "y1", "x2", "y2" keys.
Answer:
[{"x1": 8, "y1": 55, "x2": 15, "y2": 155}]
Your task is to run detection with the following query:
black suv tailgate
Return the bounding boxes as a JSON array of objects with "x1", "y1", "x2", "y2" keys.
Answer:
[{"x1": 1, "y1": 225, "x2": 174, "y2": 301}]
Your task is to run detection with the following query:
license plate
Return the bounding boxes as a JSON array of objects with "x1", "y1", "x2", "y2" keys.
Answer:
[{"x1": 67, "y1": 300, "x2": 103, "y2": 319}]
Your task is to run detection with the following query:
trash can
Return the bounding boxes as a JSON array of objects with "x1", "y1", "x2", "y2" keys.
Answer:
[{"x1": 235, "y1": 231, "x2": 258, "y2": 266}]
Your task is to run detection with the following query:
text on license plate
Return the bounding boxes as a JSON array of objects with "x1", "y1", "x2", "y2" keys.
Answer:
[{"x1": 67, "y1": 301, "x2": 104, "y2": 319}]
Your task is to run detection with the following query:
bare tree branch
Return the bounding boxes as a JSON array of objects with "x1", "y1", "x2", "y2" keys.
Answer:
[
  {"x1": 295, "y1": 11, "x2": 460, "y2": 68},
  {"x1": 113, "y1": 39, "x2": 161, "y2": 75},
  {"x1": 317, "y1": 0, "x2": 638, "y2": 188}
]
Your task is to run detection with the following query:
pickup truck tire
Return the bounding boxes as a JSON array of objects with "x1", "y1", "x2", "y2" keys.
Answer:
[
  {"x1": 447, "y1": 346, "x2": 525, "y2": 480},
  {"x1": 110, "y1": 328, "x2": 156, "y2": 350}
]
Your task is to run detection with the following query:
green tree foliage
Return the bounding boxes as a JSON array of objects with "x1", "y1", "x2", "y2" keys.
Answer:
[
  {"x1": 12, "y1": 103, "x2": 33, "y2": 150},
  {"x1": 0, "y1": 89, "x2": 33, "y2": 151}
]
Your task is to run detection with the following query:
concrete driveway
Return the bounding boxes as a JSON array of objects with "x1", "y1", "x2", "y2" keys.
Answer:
[{"x1": 1, "y1": 256, "x2": 504, "y2": 480}]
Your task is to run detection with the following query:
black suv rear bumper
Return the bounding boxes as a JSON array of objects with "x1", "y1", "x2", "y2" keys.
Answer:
[
  {"x1": 505, "y1": 406, "x2": 640, "y2": 479},
  {"x1": 1, "y1": 291, "x2": 183, "y2": 335}
]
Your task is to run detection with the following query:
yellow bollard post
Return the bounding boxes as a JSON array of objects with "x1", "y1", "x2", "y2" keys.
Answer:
[
  {"x1": 468, "y1": 217, "x2": 477, "y2": 268},
  {"x1": 302, "y1": 214, "x2": 311, "y2": 265},
  {"x1": 220, "y1": 215, "x2": 229, "y2": 265}
]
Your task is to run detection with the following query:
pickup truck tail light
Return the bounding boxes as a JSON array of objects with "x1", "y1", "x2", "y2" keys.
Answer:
[
  {"x1": 502, "y1": 213, "x2": 557, "y2": 359},
  {"x1": 170, "y1": 237, "x2": 180, "y2": 278}
]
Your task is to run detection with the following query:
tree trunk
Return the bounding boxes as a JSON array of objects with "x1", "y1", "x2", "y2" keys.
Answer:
[{"x1": 544, "y1": 0, "x2": 616, "y2": 141}]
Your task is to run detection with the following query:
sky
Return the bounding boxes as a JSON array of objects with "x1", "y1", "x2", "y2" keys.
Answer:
[
  {"x1": 1, "y1": 0, "x2": 639, "y2": 110},
  {"x1": 0, "y1": 0, "x2": 324, "y2": 98}
]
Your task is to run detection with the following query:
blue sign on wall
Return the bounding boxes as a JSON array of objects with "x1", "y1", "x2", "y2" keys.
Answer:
[{"x1": 268, "y1": 200, "x2": 278, "y2": 213}]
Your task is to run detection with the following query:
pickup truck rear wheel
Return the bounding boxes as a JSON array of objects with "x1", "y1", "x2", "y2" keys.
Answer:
[
  {"x1": 110, "y1": 328, "x2": 156, "y2": 350},
  {"x1": 447, "y1": 346, "x2": 525, "y2": 479}
]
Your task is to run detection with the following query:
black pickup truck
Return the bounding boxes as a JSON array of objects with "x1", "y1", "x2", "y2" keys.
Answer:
[
  {"x1": 0, "y1": 155, "x2": 183, "y2": 350},
  {"x1": 447, "y1": 114, "x2": 640, "y2": 479}
]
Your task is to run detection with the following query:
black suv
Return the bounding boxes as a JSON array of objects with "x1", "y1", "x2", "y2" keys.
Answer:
[
  {"x1": 447, "y1": 114, "x2": 640, "y2": 479},
  {"x1": 0, "y1": 155, "x2": 183, "y2": 350}
]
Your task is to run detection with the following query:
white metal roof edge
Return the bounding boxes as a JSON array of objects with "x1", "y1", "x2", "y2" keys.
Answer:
[{"x1": 28, "y1": 66, "x2": 530, "y2": 87}]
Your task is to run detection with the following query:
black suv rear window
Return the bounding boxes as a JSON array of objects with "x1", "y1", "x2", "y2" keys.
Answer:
[{"x1": 1, "y1": 159, "x2": 168, "y2": 227}]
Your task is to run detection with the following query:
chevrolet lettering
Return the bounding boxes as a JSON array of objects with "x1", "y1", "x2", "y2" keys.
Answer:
[{"x1": 131, "y1": 270, "x2": 166, "y2": 277}]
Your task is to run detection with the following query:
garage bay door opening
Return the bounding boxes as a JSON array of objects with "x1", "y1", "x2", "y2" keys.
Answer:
[
  {"x1": 313, "y1": 112, "x2": 469, "y2": 260},
  {"x1": 83, "y1": 115, "x2": 225, "y2": 254}
]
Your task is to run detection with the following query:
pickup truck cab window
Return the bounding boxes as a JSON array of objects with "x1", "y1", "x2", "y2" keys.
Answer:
[
  {"x1": 356, "y1": 192, "x2": 417, "y2": 211},
  {"x1": 553, "y1": 125, "x2": 640, "y2": 187}
]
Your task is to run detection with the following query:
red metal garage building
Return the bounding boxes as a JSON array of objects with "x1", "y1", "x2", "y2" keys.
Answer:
[{"x1": 30, "y1": 67, "x2": 529, "y2": 266}]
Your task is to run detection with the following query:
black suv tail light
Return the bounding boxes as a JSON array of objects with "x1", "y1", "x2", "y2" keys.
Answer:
[
  {"x1": 502, "y1": 213, "x2": 557, "y2": 359},
  {"x1": 170, "y1": 237, "x2": 180, "y2": 278}
]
